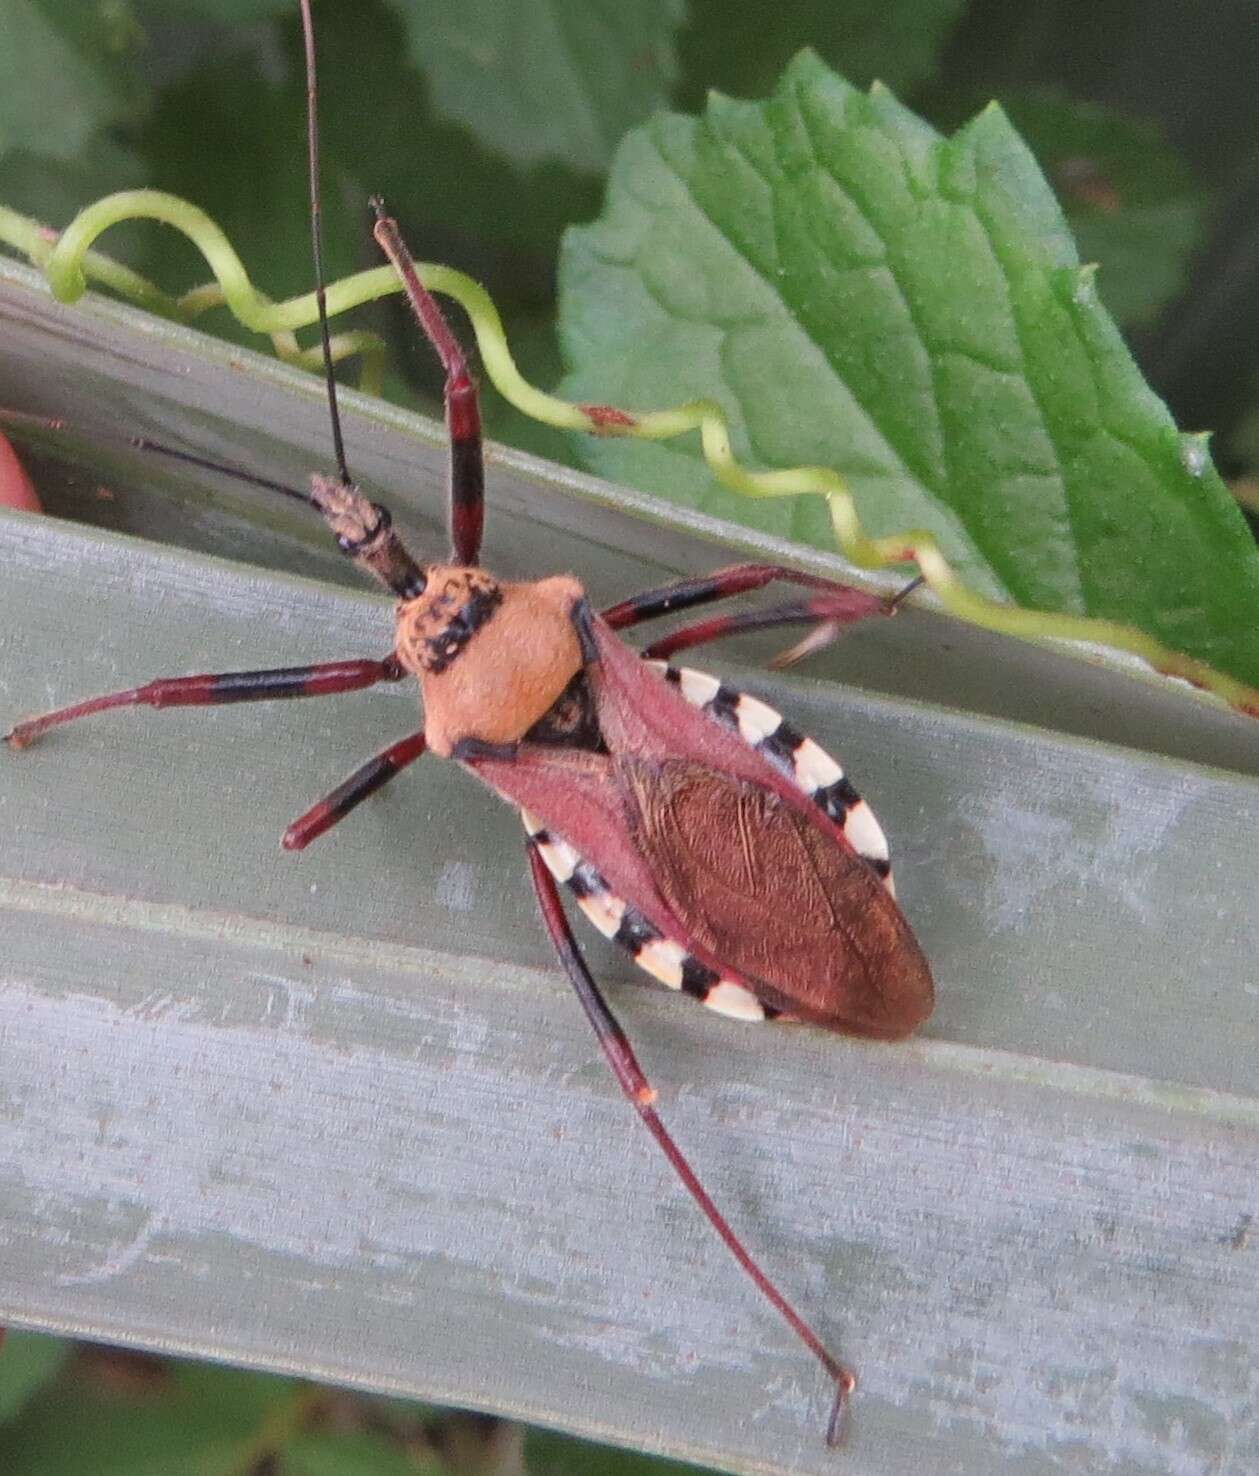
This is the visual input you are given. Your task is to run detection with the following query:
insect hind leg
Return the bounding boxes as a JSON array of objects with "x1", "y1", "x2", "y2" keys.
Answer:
[{"x1": 526, "y1": 840, "x2": 855, "y2": 1446}]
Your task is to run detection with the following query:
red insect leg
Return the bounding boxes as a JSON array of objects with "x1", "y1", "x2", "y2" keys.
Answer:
[
  {"x1": 604, "y1": 564, "x2": 921, "y2": 667},
  {"x1": 526, "y1": 842, "x2": 853, "y2": 1445},
  {"x1": 5, "y1": 657, "x2": 403, "y2": 749},
  {"x1": 283, "y1": 730, "x2": 427, "y2": 850},
  {"x1": 601, "y1": 562, "x2": 893, "y2": 633},
  {"x1": 371, "y1": 204, "x2": 484, "y2": 567},
  {"x1": 640, "y1": 597, "x2": 837, "y2": 662}
]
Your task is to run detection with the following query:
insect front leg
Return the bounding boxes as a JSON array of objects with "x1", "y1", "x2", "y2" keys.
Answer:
[
  {"x1": 5, "y1": 657, "x2": 404, "y2": 750},
  {"x1": 283, "y1": 730, "x2": 427, "y2": 850},
  {"x1": 525, "y1": 841, "x2": 855, "y2": 1447},
  {"x1": 370, "y1": 203, "x2": 484, "y2": 567}
]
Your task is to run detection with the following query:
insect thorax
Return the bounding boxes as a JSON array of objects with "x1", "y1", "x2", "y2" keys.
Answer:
[
  {"x1": 400, "y1": 568, "x2": 588, "y2": 756},
  {"x1": 395, "y1": 565, "x2": 504, "y2": 676}
]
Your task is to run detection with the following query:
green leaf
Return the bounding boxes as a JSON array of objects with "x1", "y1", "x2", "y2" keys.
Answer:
[
  {"x1": 285, "y1": 1430, "x2": 446, "y2": 1476},
  {"x1": 311, "y1": 0, "x2": 601, "y2": 259},
  {"x1": 381, "y1": 0, "x2": 685, "y2": 172},
  {"x1": 952, "y1": 89, "x2": 1205, "y2": 329},
  {"x1": 0, "y1": 0, "x2": 146, "y2": 161},
  {"x1": 168, "y1": 1360, "x2": 304, "y2": 1424},
  {"x1": 143, "y1": 0, "x2": 295, "y2": 20},
  {"x1": 0, "y1": 1333, "x2": 71, "y2": 1425},
  {"x1": 1, "y1": 1382, "x2": 251, "y2": 1476},
  {"x1": 678, "y1": 0, "x2": 967, "y2": 106},
  {"x1": 558, "y1": 52, "x2": 1259, "y2": 686},
  {"x1": 1, "y1": 1355, "x2": 304, "y2": 1476},
  {"x1": 132, "y1": 53, "x2": 361, "y2": 321},
  {"x1": 526, "y1": 1427, "x2": 716, "y2": 1476}
]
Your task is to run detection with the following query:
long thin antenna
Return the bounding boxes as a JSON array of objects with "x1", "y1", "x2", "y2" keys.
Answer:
[
  {"x1": 298, "y1": 0, "x2": 351, "y2": 487},
  {"x1": 0, "y1": 410, "x2": 312, "y2": 505}
]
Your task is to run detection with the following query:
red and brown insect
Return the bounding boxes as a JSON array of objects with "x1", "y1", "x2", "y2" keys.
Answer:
[{"x1": 3, "y1": 0, "x2": 933, "y2": 1446}]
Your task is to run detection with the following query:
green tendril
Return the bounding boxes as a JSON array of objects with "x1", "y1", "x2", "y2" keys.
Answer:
[{"x1": 2, "y1": 189, "x2": 1257, "y2": 719}]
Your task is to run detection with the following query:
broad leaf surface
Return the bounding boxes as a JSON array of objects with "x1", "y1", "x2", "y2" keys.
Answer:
[
  {"x1": 145, "y1": 0, "x2": 295, "y2": 19},
  {"x1": 558, "y1": 52, "x2": 1259, "y2": 685},
  {"x1": 0, "y1": 0, "x2": 144, "y2": 160},
  {"x1": 311, "y1": 1, "x2": 601, "y2": 256},
  {"x1": 0, "y1": 1333, "x2": 71, "y2": 1425},
  {"x1": 382, "y1": 0, "x2": 685, "y2": 172},
  {"x1": 526, "y1": 1427, "x2": 716, "y2": 1475},
  {"x1": 0, "y1": 1357, "x2": 296, "y2": 1476}
]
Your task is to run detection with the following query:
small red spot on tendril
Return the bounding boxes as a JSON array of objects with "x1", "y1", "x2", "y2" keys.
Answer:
[{"x1": 582, "y1": 403, "x2": 637, "y2": 432}]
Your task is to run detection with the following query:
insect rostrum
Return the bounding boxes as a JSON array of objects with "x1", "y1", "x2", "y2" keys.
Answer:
[{"x1": 3, "y1": 0, "x2": 933, "y2": 1449}]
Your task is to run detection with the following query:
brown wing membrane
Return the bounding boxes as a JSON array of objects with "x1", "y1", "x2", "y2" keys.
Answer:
[{"x1": 622, "y1": 757, "x2": 933, "y2": 1040}]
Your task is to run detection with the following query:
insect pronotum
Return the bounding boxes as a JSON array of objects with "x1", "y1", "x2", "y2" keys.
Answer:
[{"x1": 3, "y1": 0, "x2": 934, "y2": 1447}]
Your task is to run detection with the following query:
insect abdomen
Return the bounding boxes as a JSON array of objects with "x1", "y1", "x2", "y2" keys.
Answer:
[
  {"x1": 523, "y1": 662, "x2": 896, "y2": 1022},
  {"x1": 646, "y1": 661, "x2": 896, "y2": 893},
  {"x1": 522, "y1": 811, "x2": 772, "y2": 1021}
]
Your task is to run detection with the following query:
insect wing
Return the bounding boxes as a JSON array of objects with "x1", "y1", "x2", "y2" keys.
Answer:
[
  {"x1": 469, "y1": 615, "x2": 933, "y2": 1040},
  {"x1": 622, "y1": 755, "x2": 932, "y2": 1039}
]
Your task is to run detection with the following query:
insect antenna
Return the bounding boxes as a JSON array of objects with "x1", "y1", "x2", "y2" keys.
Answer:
[
  {"x1": 0, "y1": 408, "x2": 311, "y2": 506},
  {"x1": 298, "y1": 0, "x2": 351, "y2": 488},
  {"x1": 290, "y1": 1, "x2": 425, "y2": 598},
  {"x1": 4, "y1": 9, "x2": 423, "y2": 599},
  {"x1": 0, "y1": 409, "x2": 425, "y2": 602}
]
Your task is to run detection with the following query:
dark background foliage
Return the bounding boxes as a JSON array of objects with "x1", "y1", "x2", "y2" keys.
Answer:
[{"x1": 3, "y1": 0, "x2": 1256, "y2": 495}]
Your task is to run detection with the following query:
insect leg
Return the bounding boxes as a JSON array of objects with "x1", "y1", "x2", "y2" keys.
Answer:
[
  {"x1": 5, "y1": 657, "x2": 403, "y2": 749},
  {"x1": 526, "y1": 840, "x2": 854, "y2": 1447},
  {"x1": 602, "y1": 563, "x2": 898, "y2": 632},
  {"x1": 283, "y1": 730, "x2": 427, "y2": 851},
  {"x1": 638, "y1": 590, "x2": 916, "y2": 668},
  {"x1": 641, "y1": 599, "x2": 822, "y2": 660},
  {"x1": 371, "y1": 203, "x2": 484, "y2": 567}
]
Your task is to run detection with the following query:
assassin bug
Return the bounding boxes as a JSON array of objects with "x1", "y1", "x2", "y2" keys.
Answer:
[{"x1": 3, "y1": 1, "x2": 933, "y2": 1447}]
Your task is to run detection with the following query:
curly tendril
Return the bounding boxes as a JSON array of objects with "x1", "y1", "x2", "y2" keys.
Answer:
[{"x1": 1, "y1": 189, "x2": 1256, "y2": 719}]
